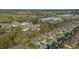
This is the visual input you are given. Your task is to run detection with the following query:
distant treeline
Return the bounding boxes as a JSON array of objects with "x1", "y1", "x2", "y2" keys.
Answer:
[{"x1": 0, "y1": 9, "x2": 79, "y2": 14}]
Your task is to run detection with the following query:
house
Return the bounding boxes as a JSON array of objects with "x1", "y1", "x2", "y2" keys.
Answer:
[
  {"x1": 31, "y1": 24, "x2": 40, "y2": 31},
  {"x1": 1, "y1": 23, "x2": 11, "y2": 29},
  {"x1": 21, "y1": 22, "x2": 33, "y2": 31},
  {"x1": 21, "y1": 22, "x2": 40, "y2": 31},
  {"x1": 11, "y1": 21, "x2": 20, "y2": 27}
]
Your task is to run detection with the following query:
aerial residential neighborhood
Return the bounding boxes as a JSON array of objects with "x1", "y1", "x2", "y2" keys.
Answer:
[{"x1": 0, "y1": 9, "x2": 79, "y2": 49}]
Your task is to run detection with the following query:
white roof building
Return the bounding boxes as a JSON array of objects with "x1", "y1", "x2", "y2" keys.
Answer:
[{"x1": 41, "y1": 17, "x2": 64, "y2": 24}]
